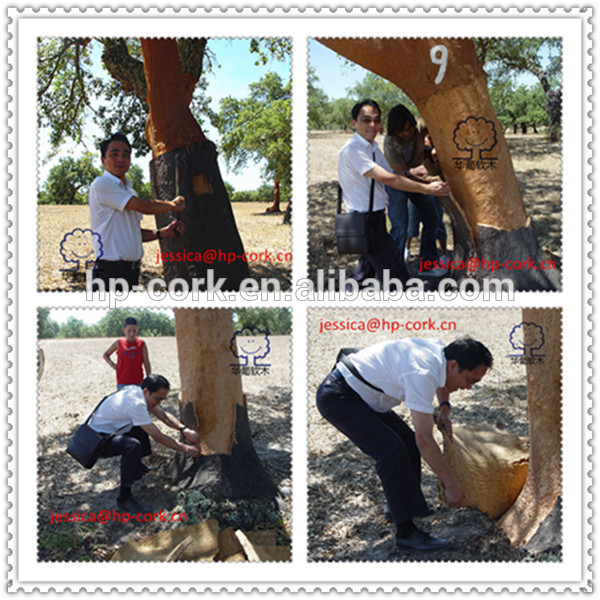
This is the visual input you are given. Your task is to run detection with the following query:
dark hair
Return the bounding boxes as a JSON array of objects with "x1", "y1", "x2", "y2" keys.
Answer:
[
  {"x1": 123, "y1": 317, "x2": 138, "y2": 328},
  {"x1": 444, "y1": 337, "x2": 493, "y2": 371},
  {"x1": 141, "y1": 374, "x2": 170, "y2": 393},
  {"x1": 100, "y1": 133, "x2": 131, "y2": 158},
  {"x1": 387, "y1": 104, "x2": 417, "y2": 137},
  {"x1": 351, "y1": 99, "x2": 381, "y2": 121}
]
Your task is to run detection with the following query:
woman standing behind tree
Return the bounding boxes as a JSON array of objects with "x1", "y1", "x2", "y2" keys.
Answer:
[{"x1": 383, "y1": 105, "x2": 447, "y2": 276}]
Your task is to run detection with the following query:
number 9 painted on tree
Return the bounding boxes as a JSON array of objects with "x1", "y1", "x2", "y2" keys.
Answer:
[{"x1": 430, "y1": 45, "x2": 448, "y2": 85}]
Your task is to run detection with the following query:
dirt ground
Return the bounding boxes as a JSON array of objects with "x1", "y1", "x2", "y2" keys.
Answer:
[
  {"x1": 37, "y1": 202, "x2": 291, "y2": 291},
  {"x1": 308, "y1": 131, "x2": 561, "y2": 285},
  {"x1": 37, "y1": 335, "x2": 291, "y2": 562},
  {"x1": 307, "y1": 307, "x2": 561, "y2": 562}
]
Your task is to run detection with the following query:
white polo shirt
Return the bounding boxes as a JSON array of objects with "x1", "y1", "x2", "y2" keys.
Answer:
[
  {"x1": 337, "y1": 338, "x2": 447, "y2": 414},
  {"x1": 89, "y1": 171, "x2": 144, "y2": 261},
  {"x1": 88, "y1": 385, "x2": 152, "y2": 435},
  {"x1": 337, "y1": 132, "x2": 391, "y2": 213}
]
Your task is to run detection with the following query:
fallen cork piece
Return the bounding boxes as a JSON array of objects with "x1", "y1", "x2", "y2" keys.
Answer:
[
  {"x1": 441, "y1": 423, "x2": 530, "y2": 519},
  {"x1": 110, "y1": 520, "x2": 291, "y2": 562}
]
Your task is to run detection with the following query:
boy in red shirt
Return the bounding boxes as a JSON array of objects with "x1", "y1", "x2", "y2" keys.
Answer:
[{"x1": 103, "y1": 317, "x2": 151, "y2": 390}]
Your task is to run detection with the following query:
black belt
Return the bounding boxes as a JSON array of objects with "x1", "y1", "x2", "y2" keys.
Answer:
[{"x1": 95, "y1": 259, "x2": 141, "y2": 270}]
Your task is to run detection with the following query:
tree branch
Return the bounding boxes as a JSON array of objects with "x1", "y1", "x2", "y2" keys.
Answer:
[{"x1": 100, "y1": 38, "x2": 147, "y2": 101}]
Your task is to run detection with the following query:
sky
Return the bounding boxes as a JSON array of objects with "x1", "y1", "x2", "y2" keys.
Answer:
[{"x1": 38, "y1": 38, "x2": 291, "y2": 192}]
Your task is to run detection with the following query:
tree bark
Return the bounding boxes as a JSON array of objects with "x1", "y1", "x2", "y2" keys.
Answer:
[
  {"x1": 498, "y1": 308, "x2": 562, "y2": 550},
  {"x1": 169, "y1": 309, "x2": 277, "y2": 500},
  {"x1": 141, "y1": 38, "x2": 250, "y2": 289},
  {"x1": 317, "y1": 38, "x2": 560, "y2": 291},
  {"x1": 266, "y1": 180, "x2": 281, "y2": 213}
]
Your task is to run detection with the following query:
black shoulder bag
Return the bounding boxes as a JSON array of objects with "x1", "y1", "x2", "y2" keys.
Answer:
[
  {"x1": 334, "y1": 153, "x2": 376, "y2": 255},
  {"x1": 66, "y1": 395, "x2": 115, "y2": 469}
]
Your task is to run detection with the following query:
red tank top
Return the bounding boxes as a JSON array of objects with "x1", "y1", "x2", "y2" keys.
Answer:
[{"x1": 116, "y1": 338, "x2": 145, "y2": 385}]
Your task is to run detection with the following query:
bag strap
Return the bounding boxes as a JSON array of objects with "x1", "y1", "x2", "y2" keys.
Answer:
[
  {"x1": 338, "y1": 152, "x2": 376, "y2": 216},
  {"x1": 84, "y1": 394, "x2": 112, "y2": 426},
  {"x1": 339, "y1": 354, "x2": 384, "y2": 393}
]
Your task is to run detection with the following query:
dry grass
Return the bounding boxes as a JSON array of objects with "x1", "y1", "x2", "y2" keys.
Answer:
[
  {"x1": 308, "y1": 131, "x2": 562, "y2": 284},
  {"x1": 37, "y1": 202, "x2": 291, "y2": 291}
]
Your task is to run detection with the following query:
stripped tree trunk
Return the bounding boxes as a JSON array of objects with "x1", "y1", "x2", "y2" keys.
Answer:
[
  {"x1": 169, "y1": 308, "x2": 277, "y2": 499},
  {"x1": 497, "y1": 308, "x2": 562, "y2": 550},
  {"x1": 141, "y1": 38, "x2": 249, "y2": 290},
  {"x1": 317, "y1": 38, "x2": 560, "y2": 291}
]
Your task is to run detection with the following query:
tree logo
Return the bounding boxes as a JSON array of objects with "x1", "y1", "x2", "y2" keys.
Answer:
[
  {"x1": 509, "y1": 322, "x2": 545, "y2": 359},
  {"x1": 59, "y1": 228, "x2": 103, "y2": 271},
  {"x1": 452, "y1": 116, "x2": 499, "y2": 171},
  {"x1": 229, "y1": 327, "x2": 271, "y2": 370}
]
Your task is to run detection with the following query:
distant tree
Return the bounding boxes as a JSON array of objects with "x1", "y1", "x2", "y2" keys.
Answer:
[
  {"x1": 232, "y1": 308, "x2": 291, "y2": 335},
  {"x1": 474, "y1": 38, "x2": 561, "y2": 141},
  {"x1": 490, "y1": 81, "x2": 549, "y2": 134},
  {"x1": 58, "y1": 317, "x2": 90, "y2": 338},
  {"x1": 126, "y1": 164, "x2": 152, "y2": 199},
  {"x1": 308, "y1": 67, "x2": 331, "y2": 130},
  {"x1": 37, "y1": 308, "x2": 60, "y2": 339},
  {"x1": 39, "y1": 153, "x2": 101, "y2": 205},
  {"x1": 329, "y1": 97, "x2": 356, "y2": 131},
  {"x1": 348, "y1": 72, "x2": 417, "y2": 127},
  {"x1": 94, "y1": 309, "x2": 175, "y2": 338},
  {"x1": 217, "y1": 72, "x2": 291, "y2": 213}
]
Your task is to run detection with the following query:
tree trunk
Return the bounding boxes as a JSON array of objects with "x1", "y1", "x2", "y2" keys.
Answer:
[
  {"x1": 168, "y1": 308, "x2": 278, "y2": 500},
  {"x1": 317, "y1": 38, "x2": 560, "y2": 291},
  {"x1": 266, "y1": 180, "x2": 281, "y2": 213},
  {"x1": 520, "y1": 122, "x2": 527, "y2": 134},
  {"x1": 497, "y1": 308, "x2": 562, "y2": 551},
  {"x1": 141, "y1": 38, "x2": 250, "y2": 289}
]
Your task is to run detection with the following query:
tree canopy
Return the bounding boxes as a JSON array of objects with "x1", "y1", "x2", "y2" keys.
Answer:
[
  {"x1": 38, "y1": 153, "x2": 101, "y2": 205},
  {"x1": 216, "y1": 72, "x2": 292, "y2": 191},
  {"x1": 38, "y1": 37, "x2": 291, "y2": 157}
]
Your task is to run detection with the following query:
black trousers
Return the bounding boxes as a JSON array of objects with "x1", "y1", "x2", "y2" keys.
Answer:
[
  {"x1": 316, "y1": 368, "x2": 429, "y2": 524},
  {"x1": 96, "y1": 426, "x2": 152, "y2": 487},
  {"x1": 347, "y1": 211, "x2": 410, "y2": 290},
  {"x1": 91, "y1": 259, "x2": 140, "y2": 292}
]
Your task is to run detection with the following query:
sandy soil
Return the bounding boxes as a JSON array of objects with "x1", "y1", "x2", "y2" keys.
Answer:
[
  {"x1": 307, "y1": 307, "x2": 561, "y2": 562},
  {"x1": 308, "y1": 132, "x2": 562, "y2": 285},
  {"x1": 37, "y1": 334, "x2": 291, "y2": 562},
  {"x1": 37, "y1": 202, "x2": 291, "y2": 291}
]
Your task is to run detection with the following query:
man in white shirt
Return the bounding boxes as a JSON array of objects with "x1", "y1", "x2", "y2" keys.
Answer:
[
  {"x1": 89, "y1": 133, "x2": 186, "y2": 290},
  {"x1": 90, "y1": 374, "x2": 201, "y2": 514},
  {"x1": 338, "y1": 100, "x2": 449, "y2": 289},
  {"x1": 316, "y1": 336, "x2": 493, "y2": 553}
]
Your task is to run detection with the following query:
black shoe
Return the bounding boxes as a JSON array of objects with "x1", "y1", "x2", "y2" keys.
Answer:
[
  {"x1": 117, "y1": 497, "x2": 151, "y2": 515},
  {"x1": 395, "y1": 528, "x2": 451, "y2": 552}
]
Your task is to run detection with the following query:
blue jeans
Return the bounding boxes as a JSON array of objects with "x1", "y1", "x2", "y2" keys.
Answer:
[
  {"x1": 408, "y1": 198, "x2": 447, "y2": 241},
  {"x1": 386, "y1": 187, "x2": 439, "y2": 264}
]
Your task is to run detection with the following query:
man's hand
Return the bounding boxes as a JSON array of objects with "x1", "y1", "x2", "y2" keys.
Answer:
[
  {"x1": 182, "y1": 428, "x2": 200, "y2": 444},
  {"x1": 444, "y1": 480, "x2": 465, "y2": 508},
  {"x1": 171, "y1": 195, "x2": 186, "y2": 212},
  {"x1": 425, "y1": 181, "x2": 450, "y2": 196},
  {"x1": 185, "y1": 444, "x2": 201, "y2": 458},
  {"x1": 161, "y1": 220, "x2": 185, "y2": 239},
  {"x1": 436, "y1": 409, "x2": 454, "y2": 442}
]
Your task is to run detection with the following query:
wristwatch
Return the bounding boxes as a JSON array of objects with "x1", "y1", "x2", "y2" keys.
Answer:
[
  {"x1": 156, "y1": 229, "x2": 162, "y2": 240},
  {"x1": 439, "y1": 401, "x2": 451, "y2": 410},
  {"x1": 179, "y1": 424, "x2": 186, "y2": 432}
]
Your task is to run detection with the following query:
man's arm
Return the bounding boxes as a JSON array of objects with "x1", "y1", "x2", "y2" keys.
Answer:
[
  {"x1": 140, "y1": 219, "x2": 185, "y2": 243},
  {"x1": 434, "y1": 387, "x2": 453, "y2": 441},
  {"x1": 364, "y1": 164, "x2": 449, "y2": 197},
  {"x1": 102, "y1": 341, "x2": 119, "y2": 371},
  {"x1": 410, "y1": 409, "x2": 465, "y2": 508},
  {"x1": 125, "y1": 194, "x2": 186, "y2": 215},
  {"x1": 149, "y1": 405, "x2": 200, "y2": 444},
  {"x1": 140, "y1": 422, "x2": 201, "y2": 457}
]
